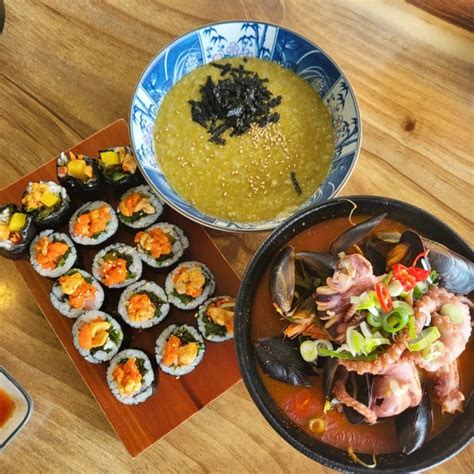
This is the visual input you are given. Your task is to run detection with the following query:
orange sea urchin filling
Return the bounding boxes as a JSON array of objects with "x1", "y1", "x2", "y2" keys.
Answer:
[
  {"x1": 135, "y1": 228, "x2": 171, "y2": 259},
  {"x1": 119, "y1": 192, "x2": 155, "y2": 217},
  {"x1": 127, "y1": 293, "x2": 156, "y2": 322},
  {"x1": 207, "y1": 298, "x2": 235, "y2": 334},
  {"x1": 78, "y1": 317, "x2": 111, "y2": 350},
  {"x1": 173, "y1": 266, "x2": 205, "y2": 297},
  {"x1": 162, "y1": 335, "x2": 198, "y2": 367},
  {"x1": 113, "y1": 357, "x2": 142, "y2": 396},
  {"x1": 59, "y1": 272, "x2": 97, "y2": 309},
  {"x1": 35, "y1": 236, "x2": 69, "y2": 269},
  {"x1": 73, "y1": 205, "x2": 111, "y2": 238},
  {"x1": 100, "y1": 257, "x2": 128, "y2": 286}
]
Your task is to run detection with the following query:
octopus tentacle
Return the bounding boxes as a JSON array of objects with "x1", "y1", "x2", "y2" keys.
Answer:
[
  {"x1": 426, "y1": 361, "x2": 464, "y2": 414},
  {"x1": 338, "y1": 331, "x2": 409, "y2": 375},
  {"x1": 333, "y1": 369, "x2": 377, "y2": 424}
]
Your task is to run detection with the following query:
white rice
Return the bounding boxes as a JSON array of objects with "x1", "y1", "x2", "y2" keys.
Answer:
[
  {"x1": 196, "y1": 296, "x2": 235, "y2": 342},
  {"x1": 117, "y1": 185, "x2": 164, "y2": 229},
  {"x1": 0, "y1": 206, "x2": 14, "y2": 252},
  {"x1": 155, "y1": 324, "x2": 205, "y2": 376},
  {"x1": 72, "y1": 310, "x2": 123, "y2": 363},
  {"x1": 107, "y1": 349, "x2": 155, "y2": 405},
  {"x1": 50, "y1": 268, "x2": 104, "y2": 318},
  {"x1": 29, "y1": 230, "x2": 77, "y2": 278},
  {"x1": 165, "y1": 261, "x2": 216, "y2": 310},
  {"x1": 69, "y1": 201, "x2": 118, "y2": 245},
  {"x1": 118, "y1": 280, "x2": 170, "y2": 329},
  {"x1": 92, "y1": 243, "x2": 142, "y2": 289},
  {"x1": 135, "y1": 222, "x2": 188, "y2": 268}
]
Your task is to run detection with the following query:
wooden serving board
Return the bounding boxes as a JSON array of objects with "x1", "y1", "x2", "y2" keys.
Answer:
[{"x1": 0, "y1": 119, "x2": 242, "y2": 457}]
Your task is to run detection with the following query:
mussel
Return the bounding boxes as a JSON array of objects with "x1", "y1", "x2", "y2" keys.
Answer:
[
  {"x1": 269, "y1": 247, "x2": 296, "y2": 317},
  {"x1": 395, "y1": 385, "x2": 432, "y2": 455},
  {"x1": 323, "y1": 357, "x2": 340, "y2": 399},
  {"x1": 343, "y1": 372, "x2": 373, "y2": 425},
  {"x1": 255, "y1": 337, "x2": 313, "y2": 387},
  {"x1": 330, "y1": 213, "x2": 387, "y2": 254}
]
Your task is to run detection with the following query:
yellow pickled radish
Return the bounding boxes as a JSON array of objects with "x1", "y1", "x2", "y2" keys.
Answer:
[
  {"x1": 67, "y1": 159, "x2": 87, "y2": 179},
  {"x1": 8, "y1": 213, "x2": 27, "y2": 232},
  {"x1": 100, "y1": 151, "x2": 120, "y2": 166},
  {"x1": 40, "y1": 191, "x2": 60, "y2": 207}
]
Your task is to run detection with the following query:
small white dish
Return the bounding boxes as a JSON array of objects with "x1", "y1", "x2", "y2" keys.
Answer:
[{"x1": 0, "y1": 367, "x2": 33, "y2": 450}]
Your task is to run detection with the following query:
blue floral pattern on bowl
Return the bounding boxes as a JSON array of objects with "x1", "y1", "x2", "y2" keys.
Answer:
[{"x1": 130, "y1": 21, "x2": 361, "y2": 231}]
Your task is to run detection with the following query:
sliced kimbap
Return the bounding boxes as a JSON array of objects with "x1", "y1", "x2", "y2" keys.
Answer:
[
  {"x1": 30, "y1": 230, "x2": 76, "y2": 277},
  {"x1": 117, "y1": 185, "x2": 163, "y2": 229},
  {"x1": 165, "y1": 261, "x2": 215, "y2": 310},
  {"x1": 107, "y1": 349, "x2": 155, "y2": 405},
  {"x1": 57, "y1": 151, "x2": 101, "y2": 195},
  {"x1": 197, "y1": 296, "x2": 235, "y2": 342},
  {"x1": 21, "y1": 181, "x2": 70, "y2": 228},
  {"x1": 69, "y1": 201, "x2": 118, "y2": 245},
  {"x1": 0, "y1": 204, "x2": 36, "y2": 260},
  {"x1": 72, "y1": 310, "x2": 123, "y2": 363},
  {"x1": 50, "y1": 268, "x2": 104, "y2": 318},
  {"x1": 118, "y1": 280, "x2": 170, "y2": 329},
  {"x1": 92, "y1": 243, "x2": 142, "y2": 289},
  {"x1": 98, "y1": 146, "x2": 141, "y2": 189},
  {"x1": 135, "y1": 223, "x2": 189, "y2": 268},
  {"x1": 156, "y1": 324, "x2": 205, "y2": 376}
]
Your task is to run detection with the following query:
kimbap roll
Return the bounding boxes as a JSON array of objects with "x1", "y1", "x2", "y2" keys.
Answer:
[
  {"x1": 165, "y1": 261, "x2": 215, "y2": 310},
  {"x1": 107, "y1": 349, "x2": 155, "y2": 405},
  {"x1": 197, "y1": 296, "x2": 235, "y2": 342},
  {"x1": 156, "y1": 324, "x2": 205, "y2": 376},
  {"x1": 50, "y1": 268, "x2": 104, "y2": 318},
  {"x1": 118, "y1": 280, "x2": 170, "y2": 329},
  {"x1": 98, "y1": 146, "x2": 141, "y2": 189},
  {"x1": 57, "y1": 151, "x2": 101, "y2": 195},
  {"x1": 69, "y1": 201, "x2": 118, "y2": 245},
  {"x1": 72, "y1": 310, "x2": 123, "y2": 363},
  {"x1": 117, "y1": 185, "x2": 163, "y2": 229},
  {"x1": 30, "y1": 230, "x2": 77, "y2": 277},
  {"x1": 0, "y1": 204, "x2": 36, "y2": 260},
  {"x1": 21, "y1": 181, "x2": 70, "y2": 228},
  {"x1": 135, "y1": 223, "x2": 189, "y2": 268},
  {"x1": 92, "y1": 243, "x2": 142, "y2": 289}
]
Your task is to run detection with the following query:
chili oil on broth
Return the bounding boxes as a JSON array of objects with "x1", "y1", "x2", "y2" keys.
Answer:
[
  {"x1": 251, "y1": 216, "x2": 473, "y2": 454},
  {"x1": 154, "y1": 57, "x2": 334, "y2": 223}
]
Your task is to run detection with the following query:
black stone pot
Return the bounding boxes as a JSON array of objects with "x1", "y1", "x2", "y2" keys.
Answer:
[{"x1": 235, "y1": 196, "x2": 473, "y2": 473}]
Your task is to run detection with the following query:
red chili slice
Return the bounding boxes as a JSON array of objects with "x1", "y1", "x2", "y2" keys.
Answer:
[
  {"x1": 392, "y1": 263, "x2": 417, "y2": 290},
  {"x1": 375, "y1": 282, "x2": 393, "y2": 312},
  {"x1": 407, "y1": 266, "x2": 431, "y2": 281},
  {"x1": 412, "y1": 250, "x2": 429, "y2": 267}
]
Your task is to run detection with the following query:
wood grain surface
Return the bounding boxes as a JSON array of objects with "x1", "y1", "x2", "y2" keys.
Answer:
[
  {"x1": 0, "y1": 119, "x2": 242, "y2": 457},
  {"x1": 1, "y1": 0, "x2": 472, "y2": 472}
]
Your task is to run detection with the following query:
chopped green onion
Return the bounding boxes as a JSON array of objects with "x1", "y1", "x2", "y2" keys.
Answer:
[
  {"x1": 408, "y1": 315, "x2": 416, "y2": 339},
  {"x1": 351, "y1": 291, "x2": 379, "y2": 312},
  {"x1": 428, "y1": 270, "x2": 438, "y2": 284},
  {"x1": 407, "y1": 326, "x2": 441, "y2": 352},
  {"x1": 315, "y1": 339, "x2": 334, "y2": 351},
  {"x1": 300, "y1": 340, "x2": 318, "y2": 362},
  {"x1": 359, "y1": 321, "x2": 373, "y2": 338},
  {"x1": 383, "y1": 272, "x2": 393, "y2": 286},
  {"x1": 365, "y1": 337, "x2": 390, "y2": 353},
  {"x1": 367, "y1": 312, "x2": 383, "y2": 328},
  {"x1": 382, "y1": 307, "x2": 409, "y2": 333},
  {"x1": 440, "y1": 303, "x2": 464, "y2": 324},
  {"x1": 392, "y1": 300, "x2": 415, "y2": 315},
  {"x1": 318, "y1": 348, "x2": 378, "y2": 361},
  {"x1": 422, "y1": 341, "x2": 445, "y2": 361},
  {"x1": 388, "y1": 279, "x2": 404, "y2": 297}
]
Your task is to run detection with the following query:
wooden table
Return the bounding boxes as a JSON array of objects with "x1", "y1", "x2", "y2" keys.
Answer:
[{"x1": 1, "y1": 1, "x2": 472, "y2": 472}]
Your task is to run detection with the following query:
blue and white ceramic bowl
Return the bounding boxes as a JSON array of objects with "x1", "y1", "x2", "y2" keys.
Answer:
[{"x1": 130, "y1": 20, "x2": 361, "y2": 232}]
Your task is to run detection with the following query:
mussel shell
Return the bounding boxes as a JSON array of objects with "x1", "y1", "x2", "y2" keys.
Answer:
[
  {"x1": 0, "y1": 204, "x2": 37, "y2": 260},
  {"x1": 296, "y1": 251, "x2": 337, "y2": 279},
  {"x1": 399, "y1": 230, "x2": 426, "y2": 267},
  {"x1": 343, "y1": 373, "x2": 373, "y2": 425},
  {"x1": 395, "y1": 386, "x2": 432, "y2": 455},
  {"x1": 255, "y1": 337, "x2": 312, "y2": 387},
  {"x1": 424, "y1": 238, "x2": 474, "y2": 294},
  {"x1": 322, "y1": 357, "x2": 340, "y2": 399},
  {"x1": 329, "y1": 213, "x2": 387, "y2": 254},
  {"x1": 364, "y1": 238, "x2": 388, "y2": 275},
  {"x1": 269, "y1": 246, "x2": 295, "y2": 316}
]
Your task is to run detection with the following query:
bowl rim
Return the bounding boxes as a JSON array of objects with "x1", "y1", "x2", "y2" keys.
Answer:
[
  {"x1": 234, "y1": 195, "x2": 473, "y2": 472},
  {"x1": 129, "y1": 19, "x2": 362, "y2": 232}
]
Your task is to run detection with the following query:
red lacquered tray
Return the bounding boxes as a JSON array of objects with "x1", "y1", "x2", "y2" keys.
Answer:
[{"x1": 0, "y1": 119, "x2": 242, "y2": 456}]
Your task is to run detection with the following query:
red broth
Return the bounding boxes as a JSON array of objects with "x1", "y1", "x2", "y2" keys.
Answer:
[
  {"x1": 251, "y1": 216, "x2": 473, "y2": 454},
  {"x1": 0, "y1": 389, "x2": 15, "y2": 427}
]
